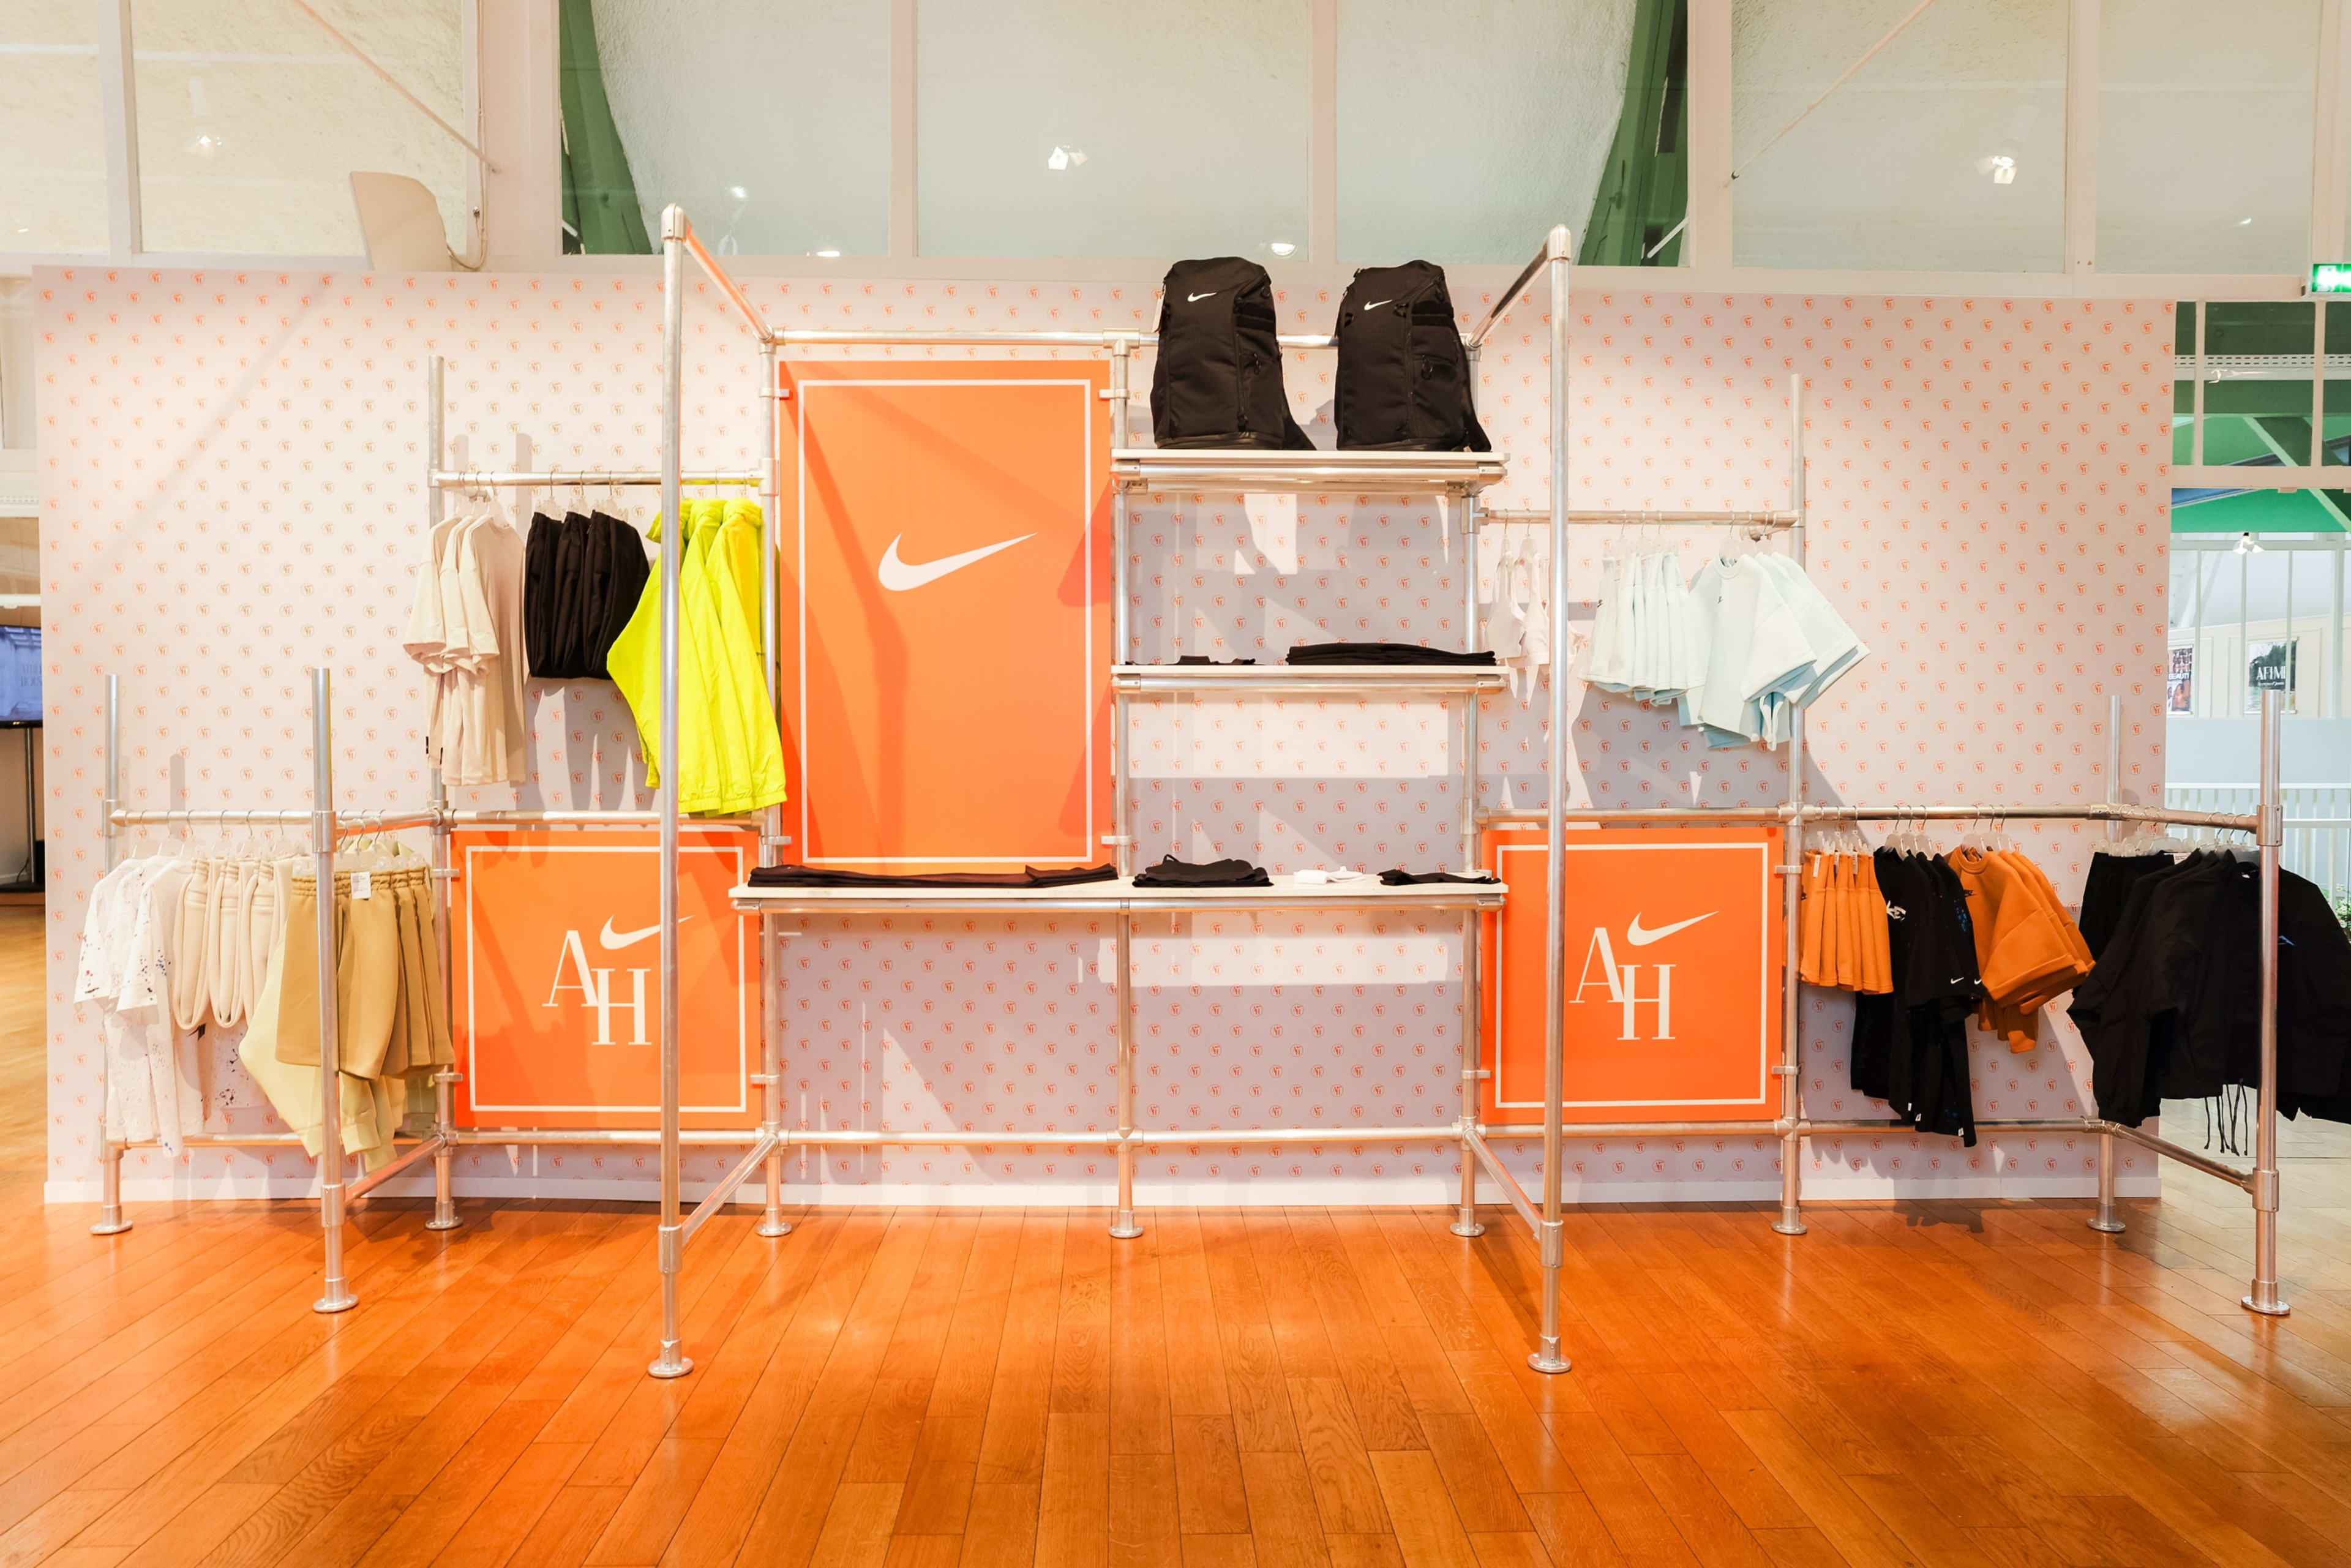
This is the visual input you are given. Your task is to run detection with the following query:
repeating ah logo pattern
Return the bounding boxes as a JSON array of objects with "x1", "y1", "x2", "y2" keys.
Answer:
[{"x1": 36, "y1": 268, "x2": 2170, "y2": 1199}]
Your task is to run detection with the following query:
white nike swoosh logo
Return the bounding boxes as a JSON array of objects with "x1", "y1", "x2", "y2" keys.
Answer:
[
  {"x1": 876, "y1": 532, "x2": 1034, "y2": 592},
  {"x1": 1624, "y1": 912, "x2": 1714, "y2": 947},
  {"x1": 1362, "y1": 299, "x2": 1393, "y2": 310},
  {"x1": 1187, "y1": 291, "x2": 1218, "y2": 302},
  {"x1": 600, "y1": 915, "x2": 688, "y2": 950}
]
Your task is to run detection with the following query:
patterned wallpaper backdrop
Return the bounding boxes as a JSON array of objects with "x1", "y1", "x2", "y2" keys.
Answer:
[{"x1": 37, "y1": 267, "x2": 2173, "y2": 1206}]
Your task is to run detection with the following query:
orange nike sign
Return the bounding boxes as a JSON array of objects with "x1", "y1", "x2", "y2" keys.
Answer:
[
  {"x1": 1481, "y1": 827, "x2": 1783, "y2": 1123},
  {"x1": 448, "y1": 827, "x2": 756, "y2": 1129}
]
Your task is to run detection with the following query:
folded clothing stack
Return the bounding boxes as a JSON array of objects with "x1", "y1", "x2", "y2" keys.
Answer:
[
  {"x1": 1286, "y1": 642, "x2": 1497, "y2": 666},
  {"x1": 1378, "y1": 869, "x2": 1499, "y2": 885},
  {"x1": 748, "y1": 864, "x2": 1116, "y2": 890},
  {"x1": 1131, "y1": 857, "x2": 1273, "y2": 888}
]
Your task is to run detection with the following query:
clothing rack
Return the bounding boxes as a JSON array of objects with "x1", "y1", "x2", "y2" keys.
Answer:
[{"x1": 78, "y1": 213, "x2": 2296, "y2": 1386}]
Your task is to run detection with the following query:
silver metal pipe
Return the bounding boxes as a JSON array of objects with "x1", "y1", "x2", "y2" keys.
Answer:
[
  {"x1": 649, "y1": 206, "x2": 692, "y2": 1381},
  {"x1": 680, "y1": 1133, "x2": 780, "y2": 1245},
  {"x1": 443, "y1": 808, "x2": 759, "y2": 828},
  {"x1": 1453, "y1": 908, "x2": 1485, "y2": 1237},
  {"x1": 1468, "y1": 237, "x2": 1556, "y2": 350},
  {"x1": 449, "y1": 1129, "x2": 765, "y2": 1146},
  {"x1": 1111, "y1": 916, "x2": 1141, "y2": 1238},
  {"x1": 1482, "y1": 1119, "x2": 1785, "y2": 1138},
  {"x1": 113, "y1": 809, "x2": 358, "y2": 827},
  {"x1": 677, "y1": 221, "x2": 776, "y2": 340},
  {"x1": 730, "y1": 885, "x2": 1507, "y2": 917},
  {"x1": 310, "y1": 667, "x2": 355, "y2": 1314},
  {"x1": 1477, "y1": 801, "x2": 2260, "y2": 831},
  {"x1": 756, "y1": 337, "x2": 790, "y2": 1243},
  {"x1": 2248, "y1": 688, "x2": 2290, "y2": 1315},
  {"x1": 1531, "y1": 222, "x2": 1572, "y2": 1377},
  {"x1": 1111, "y1": 338, "x2": 1134, "y2": 879},
  {"x1": 787, "y1": 1128, "x2": 1123, "y2": 1147},
  {"x1": 343, "y1": 1133, "x2": 445, "y2": 1202},
  {"x1": 1775, "y1": 373, "x2": 1808, "y2": 1240},
  {"x1": 429, "y1": 470, "x2": 759, "y2": 489},
  {"x1": 2091, "y1": 692, "x2": 2126, "y2": 1234},
  {"x1": 2091, "y1": 1133, "x2": 2126, "y2": 1233},
  {"x1": 92, "y1": 674, "x2": 129, "y2": 1237},
  {"x1": 1478, "y1": 508, "x2": 1799, "y2": 528},
  {"x1": 426, "y1": 751, "x2": 460, "y2": 1231},
  {"x1": 1463, "y1": 1128, "x2": 1543, "y2": 1236}
]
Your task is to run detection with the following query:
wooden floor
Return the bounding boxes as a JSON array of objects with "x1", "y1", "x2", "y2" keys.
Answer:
[{"x1": 10, "y1": 939, "x2": 2351, "y2": 1566}]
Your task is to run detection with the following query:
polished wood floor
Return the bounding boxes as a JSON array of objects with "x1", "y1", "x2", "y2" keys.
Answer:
[{"x1": 9, "y1": 932, "x2": 2351, "y2": 1566}]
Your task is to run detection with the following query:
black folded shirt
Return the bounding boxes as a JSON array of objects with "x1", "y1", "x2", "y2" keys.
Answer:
[
  {"x1": 747, "y1": 864, "x2": 1117, "y2": 890},
  {"x1": 1130, "y1": 856, "x2": 1272, "y2": 889},
  {"x1": 1175, "y1": 656, "x2": 1258, "y2": 666},
  {"x1": 1286, "y1": 642, "x2": 1497, "y2": 666},
  {"x1": 1378, "y1": 869, "x2": 1501, "y2": 885}
]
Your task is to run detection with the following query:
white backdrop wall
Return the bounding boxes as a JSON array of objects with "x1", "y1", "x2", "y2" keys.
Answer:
[{"x1": 36, "y1": 266, "x2": 2175, "y2": 1207}]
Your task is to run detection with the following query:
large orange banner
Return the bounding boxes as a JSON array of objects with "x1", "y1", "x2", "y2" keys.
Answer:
[
  {"x1": 1481, "y1": 827, "x2": 1783, "y2": 1122},
  {"x1": 779, "y1": 359, "x2": 1113, "y2": 871},
  {"x1": 448, "y1": 828, "x2": 756, "y2": 1129}
]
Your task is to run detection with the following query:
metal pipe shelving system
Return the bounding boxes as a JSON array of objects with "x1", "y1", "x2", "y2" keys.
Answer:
[{"x1": 81, "y1": 211, "x2": 2298, "y2": 1381}]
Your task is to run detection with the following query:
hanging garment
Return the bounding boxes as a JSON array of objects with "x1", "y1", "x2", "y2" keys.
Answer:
[
  {"x1": 404, "y1": 503, "x2": 531, "y2": 784},
  {"x1": 608, "y1": 500, "x2": 788, "y2": 816},
  {"x1": 1798, "y1": 850, "x2": 1892, "y2": 994},
  {"x1": 2077, "y1": 847, "x2": 2175, "y2": 960},
  {"x1": 75, "y1": 856, "x2": 208, "y2": 1153},
  {"x1": 1946, "y1": 846, "x2": 2093, "y2": 1051},
  {"x1": 589, "y1": 510, "x2": 651, "y2": 677},
  {"x1": 1613, "y1": 552, "x2": 1868, "y2": 749},
  {"x1": 238, "y1": 858, "x2": 452, "y2": 1169},
  {"x1": 1850, "y1": 849, "x2": 1985, "y2": 1145},
  {"x1": 2070, "y1": 854, "x2": 2351, "y2": 1127}
]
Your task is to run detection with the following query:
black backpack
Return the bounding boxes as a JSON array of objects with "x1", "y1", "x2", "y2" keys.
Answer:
[
  {"x1": 1149, "y1": 258, "x2": 1314, "y2": 450},
  {"x1": 1333, "y1": 261, "x2": 1490, "y2": 452}
]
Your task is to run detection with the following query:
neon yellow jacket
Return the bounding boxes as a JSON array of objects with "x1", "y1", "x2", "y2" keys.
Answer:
[{"x1": 609, "y1": 500, "x2": 787, "y2": 815}]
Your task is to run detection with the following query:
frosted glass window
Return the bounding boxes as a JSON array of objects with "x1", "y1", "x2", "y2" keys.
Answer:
[
  {"x1": 593, "y1": 0, "x2": 888, "y2": 257},
  {"x1": 2099, "y1": 0, "x2": 2316, "y2": 274},
  {"x1": 131, "y1": 0, "x2": 465, "y2": 255},
  {"x1": 2, "y1": 0, "x2": 109, "y2": 252},
  {"x1": 1733, "y1": 0, "x2": 2066, "y2": 271},
  {"x1": 1338, "y1": 0, "x2": 1640, "y2": 266},
  {"x1": 920, "y1": 0, "x2": 1308, "y2": 260}
]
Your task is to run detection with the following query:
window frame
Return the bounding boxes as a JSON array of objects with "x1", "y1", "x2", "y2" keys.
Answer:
[{"x1": 4, "y1": 0, "x2": 2350, "y2": 304}]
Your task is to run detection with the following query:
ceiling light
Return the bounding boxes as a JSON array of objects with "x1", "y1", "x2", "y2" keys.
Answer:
[
  {"x1": 1048, "y1": 146, "x2": 1070, "y2": 171},
  {"x1": 2240, "y1": 217, "x2": 2254, "y2": 226},
  {"x1": 814, "y1": 248, "x2": 841, "y2": 258},
  {"x1": 1975, "y1": 154, "x2": 2015, "y2": 184},
  {"x1": 1269, "y1": 241, "x2": 1296, "y2": 257},
  {"x1": 184, "y1": 132, "x2": 222, "y2": 159},
  {"x1": 727, "y1": 185, "x2": 748, "y2": 201}
]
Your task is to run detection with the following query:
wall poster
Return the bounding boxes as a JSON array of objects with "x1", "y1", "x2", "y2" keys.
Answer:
[
  {"x1": 1480, "y1": 827, "x2": 1784, "y2": 1123},
  {"x1": 778, "y1": 359, "x2": 1114, "y2": 871},
  {"x1": 448, "y1": 827, "x2": 756, "y2": 1130}
]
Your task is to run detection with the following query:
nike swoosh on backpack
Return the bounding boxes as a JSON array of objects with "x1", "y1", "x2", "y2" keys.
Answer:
[
  {"x1": 1624, "y1": 911, "x2": 1715, "y2": 946},
  {"x1": 1362, "y1": 299, "x2": 1393, "y2": 310},
  {"x1": 1187, "y1": 291, "x2": 1219, "y2": 302},
  {"x1": 877, "y1": 533, "x2": 1034, "y2": 591}
]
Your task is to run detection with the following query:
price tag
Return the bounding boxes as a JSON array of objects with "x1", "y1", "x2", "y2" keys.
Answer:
[{"x1": 351, "y1": 871, "x2": 373, "y2": 901}]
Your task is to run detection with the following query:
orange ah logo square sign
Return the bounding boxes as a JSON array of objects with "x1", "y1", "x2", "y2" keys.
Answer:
[
  {"x1": 449, "y1": 828, "x2": 756, "y2": 1130},
  {"x1": 1482, "y1": 828, "x2": 1783, "y2": 1122}
]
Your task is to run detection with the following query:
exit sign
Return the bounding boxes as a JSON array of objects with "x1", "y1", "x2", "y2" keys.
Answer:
[{"x1": 2312, "y1": 263, "x2": 2351, "y2": 293}]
